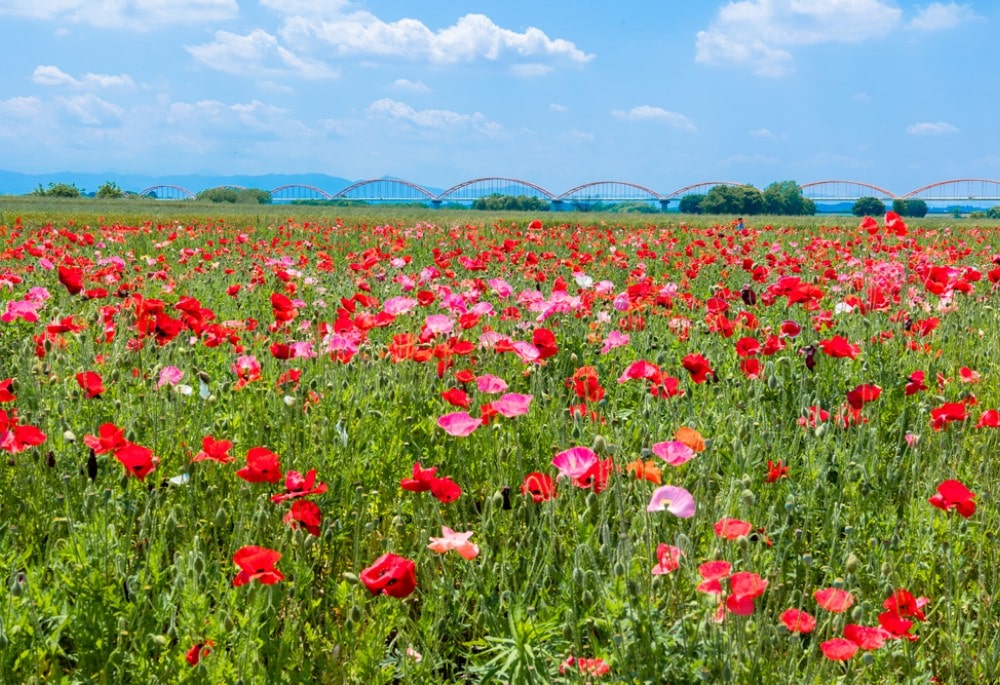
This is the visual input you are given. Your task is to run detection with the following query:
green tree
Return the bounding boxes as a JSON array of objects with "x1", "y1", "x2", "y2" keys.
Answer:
[
  {"x1": 987, "y1": 205, "x2": 1000, "y2": 219},
  {"x1": 195, "y1": 187, "x2": 271, "y2": 204},
  {"x1": 853, "y1": 196, "x2": 886, "y2": 217},
  {"x1": 96, "y1": 181, "x2": 124, "y2": 199},
  {"x1": 762, "y1": 180, "x2": 816, "y2": 215},
  {"x1": 678, "y1": 194, "x2": 705, "y2": 214},
  {"x1": 700, "y1": 184, "x2": 764, "y2": 215},
  {"x1": 31, "y1": 182, "x2": 83, "y2": 197},
  {"x1": 897, "y1": 198, "x2": 928, "y2": 218},
  {"x1": 471, "y1": 194, "x2": 550, "y2": 211}
]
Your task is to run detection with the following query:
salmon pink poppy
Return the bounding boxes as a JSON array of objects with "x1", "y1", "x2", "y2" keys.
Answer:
[
  {"x1": 232, "y1": 545, "x2": 284, "y2": 586},
  {"x1": 928, "y1": 479, "x2": 975, "y2": 517},
  {"x1": 780, "y1": 608, "x2": 817, "y2": 633},
  {"x1": 625, "y1": 459, "x2": 662, "y2": 485},
  {"x1": 647, "y1": 485, "x2": 696, "y2": 518},
  {"x1": 521, "y1": 472, "x2": 556, "y2": 502},
  {"x1": 714, "y1": 518, "x2": 752, "y2": 540},
  {"x1": 815, "y1": 587, "x2": 855, "y2": 613},
  {"x1": 652, "y1": 543, "x2": 684, "y2": 575},
  {"x1": 428, "y1": 527, "x2": 479, "y2": 560},
  {"x1": 696, "y1": 560, "x2": 731, "y2": 595},
  {"x1": 820, "y1": 638, "x2": 858, "y2": 661},
  {"x1": 361, "y1": 553, "x2": 417, "y2": 598}
]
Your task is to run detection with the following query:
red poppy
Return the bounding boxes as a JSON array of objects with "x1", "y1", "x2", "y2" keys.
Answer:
[
  {"x1": 232, "y1": 545, "x2": 284, "y2": 586},
  {"x1": 815, "y1": 587, "x2": 854, "y2": 613},
  {"x1": 429, "y1": 476, "x2": 462, "y2": 503},
  {"x1": 780, "y1": 608, "x2": 817, "y2": 634},
  {"x1": 820, "y1": 638, "x2": 858, "y2": 661},
  {"x1": 573, "y1": 457, "x2": 614, "y2": 494},
  {"x1": 185, "y1": 640, "x2": 214, "y2": 666},
  {"x1": 652, "y1": 543, "x2": 684, "y2": 574},
  {"x1": 930, "y1": 402, "x2": 968, "y2": 431},
  {"x1": 360, "y1": 553, "x2": 416, "y2": 598},
  {"x1": 58, "y1": 266, "x2": 84, "y2": 295},
  {"x1": 905, "y1": 370, "x2": 928, "y2": 395},
  {"x1": 441, "y1": 387, "x2": 471, "y2": 408},
  {"x1": 714, "y1": 518, "x2": 752, "y2": 540},
  {"x1": 976, "y1": 409, "x2": 1000, "y2": 428},
  {"x1": 883, "y1": 588, "x2": 928, "y2": 621},
  {"x1": 846, "y1": 384, "x2": 881, "y2": 410},
  {"x1": 192, "y1": 435, "x2": 234, "y2": 463},
  {"x1": 681, "y1": 353, "x2": 714, "y2": 384},
  {"x1": 236, "y1": 447, "x2": 283, "y2": 484},
  {"x1": 271, "y1": 469, "x2": 328, "y2": 503},
  {"x1": 819, "y1": 336, "x2": 861, "y2": 360},
  {"x1": 928, "y1": 479, "x2": 976, "y2": 518},
  {"x1": 0, "y1": 409, "x2": 47, "y2": 454},
  {"x1": 114, "y1": 442, "x2": 158, "y2": 481},
  {"x1": 284, "y1": 500, "x2": 322, "y2": 536},
  {"x1": 765, "y1": 459, "x2": 788, "y2": 483},
  {"x1": 843, "y1": 624, "x2": 888, "y2": 651},
  {"x1": 521, "y1": 472, "x2": 556, "y2": 502},
  {"x1": 400, "y1": 462, "x2": 461, "y2": 503},
  {"x1": 0, "y1": 378, "x2": 14, "y2": 403},
  {"x1": 532, "y1": 328, "x2": 558, "y2": 360},
  {"x1": 76, "y1": 371, "x2": 105, "y2": 398},
  {"x1": 83, "y1": 422, "x2": 127, "y2": 455}
]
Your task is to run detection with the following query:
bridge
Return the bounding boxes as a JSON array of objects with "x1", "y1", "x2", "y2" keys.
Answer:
[{"x1": 134, "y1": 178, "x2": 1000, "y2": 206}]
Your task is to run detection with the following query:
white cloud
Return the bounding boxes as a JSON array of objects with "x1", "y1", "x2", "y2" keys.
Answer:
[
  {"x1": 750, "y1": 128, "x2": 778, "y2": 140},
  {"x1": 549, "y1": 103, "x2": 568, "y2": 112},
  {"x1": 909, "y1": 3, "x2": 978, "y2": 31},
  {"x1": 186, "y1": 30, "x2": 339, "y2": 79},
  {"x1": 367, "y1": 98, "x2": 505, "y2": 137},
  {"x1": 55, "y1": 94, "x2": 124, "y2": 125},
  {"x1": 612, "y1": 105, "x2": 696, "y2": 132},
  {"x1": 390, "y1": 78, "x2": 430, "y2": 93},
  {"x1": 279, "y1": 12, "x2": 592, "y2": 66},
  {"x1": 33, "y1": 65, "x2": 135, "y2": 89},
  {"x1": 906, "y1": 121, "x2": 959, "y2": 135},
  {"x1": 0, "y1": 0, "x2": 237, "y2": 29},
  {"x1": 695, "y1": 0, "x2": 903, "y2": 76}
]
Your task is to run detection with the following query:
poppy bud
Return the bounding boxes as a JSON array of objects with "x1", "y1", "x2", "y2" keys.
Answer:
[
  {"x1": 572, "y1": 567, "x2": 586, "y2": 586},
  {"x1": 833, "y1": 577, "x2": 845, "y2": 589},
  {"x1": 198, "y1": 370, "x2": 211, "y2": 384},
  {"x1": 801, "y1": 554, "x2": 813, "y2": 566},
  {"x1": 350, "y1": 604, "x2": 363, "y2": 623},
  {"x1": 850, "y1": 605, "x2": 864, "y2": 622},
  {"x1": 592, "y1": 435, "x2": 607, "y2": 453},
  {"x1": 845, "y1": 553, "x2": 859, "y2": 574},
  {"x1": 741, "y1": 489, "x2": 756, "y2": 506},
  {"x1": 63, "y1": 430, "x2": 76, "y2": 443},
  {"x1": 342, "y1": 572, "x2": 359, "y2": 585}
]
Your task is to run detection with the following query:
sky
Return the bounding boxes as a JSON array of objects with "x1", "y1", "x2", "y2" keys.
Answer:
[{"x1": 0, "y1": 0, "x2": 996, "y2": 197}]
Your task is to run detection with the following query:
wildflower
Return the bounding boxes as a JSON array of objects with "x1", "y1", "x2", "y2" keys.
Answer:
[
  {"x1": 83, "y1": 422, "x2": 127, "y2": 454},
  {"x1": 780, "y1": 608, "x2": 817, "y2": 634},
  {"x1": 652, "y1": 543, "x2": 684, "y2": 575},
  {"x1": 437, "y1": 411, "x2": 482, "y2": 437},
  {"x1": 236, "y1": 447, "x2": 283, "y2": 484},
  {"x1": 185, "y1": 640, "x2": 214, "y2": 666},
  {"x1": 559, "y1": 656, "x2": 609, "y2": 678},
  {"x1": 928, "y1": 479, "x2": 975, "y2": 518},
  {"x1": 681, "y1": 353, "x2": 714, "y2": 384},
  {"x1": 521, "y1": 472, "x2": 556, "y2": 502},
  {"x1": 232, "y1": 545, "x2": 284, "y2": 587},
  {"x1": 625, "y1": 459, "x2": 662, "y2": 485},
  {"x1": 815, "y1": 587, "x2": 855, "y2": 613},
  {"x1": 552, "y1": 446, "x2": 599, "y2": 480},
  {"x1": 361, "y1": 553, "x2": 417, "y2": 598},
  {"x1": 930, "y1": 402, "x2": 968, "y2": 431},
  {"x1": 0, "y1": 409, "x2": 47, "y2": 454},
  {"x1": 114, "y1": 442, "x2": 158, "y2": 481},
  {"x1": 674, "y1": 426, "x2": 706, "y2": 452},
  {"x1": 284, "y1": 500, "x2": 322, "y2": 536},
  {"x1": 714, "y1": 518, "x2": 752, "y2": 540},
  {"x1": 271, "y1": 469, "x2": 328, "y2": 503},
  {"x1": 651, "y1": 441, "x2": 696, "y2": 467},
  {"x1": 76, "y1": 371, "x2": 105, "y2": 398},
  {"x1": 765, "y1": 460, "x2": 789, "y2": 483},
  {"x1": 191, "y1": 436, "x2": 234, "y2": 464},
  {"x1": 428, "y1": 527, "x2": 480, "y2": 560},
  {"x1": 819, "y1": 336, "x2": 860, "y2": 359},
  {"x1": 647, "y1": 485, "x2": 696, "y2": 518}
]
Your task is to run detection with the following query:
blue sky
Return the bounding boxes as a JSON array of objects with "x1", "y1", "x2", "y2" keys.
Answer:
[{"x1": 0, "y1": 0, "x2": 995, "y2": 196}]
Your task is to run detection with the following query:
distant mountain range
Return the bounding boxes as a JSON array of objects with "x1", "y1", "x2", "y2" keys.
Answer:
[{"x1": 0, "y1": 170, "x2": 365, "y2": 196}]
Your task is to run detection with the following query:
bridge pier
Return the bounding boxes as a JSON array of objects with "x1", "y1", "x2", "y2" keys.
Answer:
[{"x1": 659, "y1": 199, "x2": 672, "y2": 211}]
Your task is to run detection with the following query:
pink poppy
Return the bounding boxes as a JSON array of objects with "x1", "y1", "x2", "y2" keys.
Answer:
[
  {"x1": 552, "y1": 446, "x2": 599, "y2": 480},
  {"x1": 651, "y1": 441, "x2": 695, "y2": 467},
  {"x1": 646, "y1": 485, "x2": 696, "y2": 518},
  {"x1": 437, "y1": 412, "x2": 482, "y2": 437}
]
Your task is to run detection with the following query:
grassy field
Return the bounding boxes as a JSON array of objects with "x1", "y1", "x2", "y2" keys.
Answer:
[{"x1": 1, "y1": 202, "x2": 998, "y2": 683}]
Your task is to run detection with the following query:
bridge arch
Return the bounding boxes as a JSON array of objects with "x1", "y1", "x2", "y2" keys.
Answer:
[
  {"x1": 334, "y1": 179, "x2": 435, "y2": 201},
  {"x1": 663, "y1": 181, "x2": 747, "y2": 200},
  {"x1": 902, "y1": 178, "x2": 1000, "y2": 201},
  {"x1": 137, "y1": 184, "x2": 195, "y2": 200},
  {"x1": 270, "y1": 184, "x2": 333, "y2": 201},
  {"x1": 800, "y1": 180, "x2": 897, "y2": 200},
  {"x1": 437, "y1": 177, "x2": 555, "y2": 202},
  {"x1": 556, "y1": 181, "x2": 663, "y2": 201}
]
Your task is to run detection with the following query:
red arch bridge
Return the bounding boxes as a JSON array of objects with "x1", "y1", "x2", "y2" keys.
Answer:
[{"x1": 136, "y1": 178, "x2": 1000, "y2": 207}]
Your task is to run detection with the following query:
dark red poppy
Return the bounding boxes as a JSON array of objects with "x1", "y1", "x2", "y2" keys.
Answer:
[
  {"x1": 58, "y1": 266, "x2": 84, "y2": 295},
  {"x1": 232, "y1": 545, "x2": 284, "y2": 586},
  {"x1": 185, "y1": 640, "x2": 214, "y2": 666},
  {"x1": 360, "y1": 553, "x2": 416, "y2": 598},
  {"x1": 271, "y1": 469, "x2": 328, "y2": 503},
  {"x1": 0, "y1": 378, "x2": 15, "y2": 403},
  {"x1": 681, "y1": 354, "x2": 714, "y2": 384},
  {"x1": 532, "y1": 328, "x2": 558, "y2": 360}
]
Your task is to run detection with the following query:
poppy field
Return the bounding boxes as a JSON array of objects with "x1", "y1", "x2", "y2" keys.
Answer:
[{"x1": 1, "y1": 208, "x2": 999, "y2": 683}]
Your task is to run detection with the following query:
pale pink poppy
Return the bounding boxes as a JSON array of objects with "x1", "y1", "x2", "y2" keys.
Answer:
[
  {"x1": 488, "y1": 278, "x2": 513, "y2": 297},
  {"x1": 512, "y1": 341, "x2": 540, "y2": 364},
  {"x1": 423, "y1": 314, "x2": 454, "y2": 336},
  {"x1": 157, "y1": 366, "x2": 184, "y2": 389},
  {"x1": 437, "y1": 412, "x2": 482, "y2": 437},
  {"x1": 601, "y1": 330, "x2": 630, "y2": 354},
  {"x1": 651, "y1": 441, "x2": 696, "y2": 467},
  {"x1": 492, "y1": 394, "x2": 532, "y2": 418},
  {"x1": 647, "y1": 485, "x2": 696, "y2": 518},
  {"x1": 428, "y1": 527, "x2": 480, "y2": 560},
  {"x1": 383, "y1": 296, "x2": 418, "y2": 315},
  {"x1": 552, "y1": 446, "x2": 599, "y2": 480}
]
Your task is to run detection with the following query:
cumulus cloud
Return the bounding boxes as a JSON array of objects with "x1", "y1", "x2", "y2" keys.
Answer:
[
  {"x1": 909, "y1": 2, "x2": 978, "y2": 31},
  {"x1": 390, "y1": 78, "x2": 430, "y2": 93},
  {"x1": 279, "y1": 11, "x2": 592, "y2": 66},
  {"x1": 0, "y1": 0, "x2": 237, "y2": 29},
  {"x1": 695, "y1": 0, "x2": 902, "y2": 76},
  {"x1": 367, "y1": 98, "x2": 504, "y2": 137},
  {"x1": 33, "y1": 65, "x2": 135, "y2": 89},
  {"x1": 612, "y1": 105, "x2": 696, "y2": 132},
  {"x1": 750, "y1": 127, "x2": 778, "y2": 140},
  {"x1": 186, "y1": 30, "x2": 339, "y2": 79},
  {"x1": 55, "y1": 94, "x2": 124, "y2": 125},
  {"x1": 906, "y1": 121, "x2": 959, "y2": 135}
]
